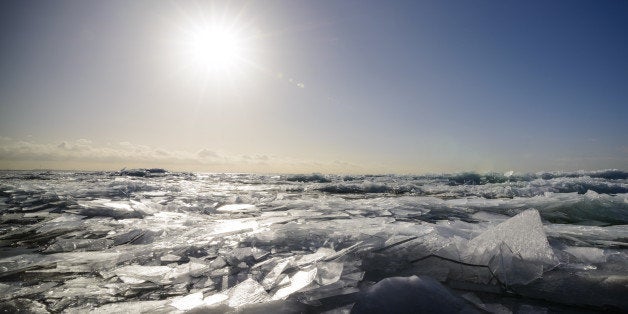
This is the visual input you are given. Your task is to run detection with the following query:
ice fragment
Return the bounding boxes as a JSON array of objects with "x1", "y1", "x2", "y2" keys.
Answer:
[
  {"x1": 171, "y1": 292, "x2": 204, "y2": 311},
  {"x1": 272, "y1": 267, "x2": 318, "y2": 300},
  {"x1": 227, "y1": 278, "x2": 270, "y2": 307},
  {"x1": 563, "y1": 246, "x2": 607, "y2": 264},
  {"x1": 261, "y1": 257, "x2": 294, "y2": 290},
  {"x1": 315, "y1": 262, "x2": 343, "y2": 285},
  {"x1": 216, "y1": 204, "x2": 258, "y2": 213},
  {"x1": 466, "y1": 209, "x2": 557, "y2": 266},
  {"x1": 114, "y1": 265, "x2": 172, "y2": 284}
]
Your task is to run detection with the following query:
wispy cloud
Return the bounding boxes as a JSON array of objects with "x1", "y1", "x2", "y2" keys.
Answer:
[
  {"x1": 0, "y1": 137, "x2": 189, "y2": 164},
  {"x1": 0, "y1": 137, "x2": 363, "y2": 173}
]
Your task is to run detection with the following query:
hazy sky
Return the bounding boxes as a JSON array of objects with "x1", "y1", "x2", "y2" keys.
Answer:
[{"x1": 1, "y1": 0, "x2": 627, "y2": 173}]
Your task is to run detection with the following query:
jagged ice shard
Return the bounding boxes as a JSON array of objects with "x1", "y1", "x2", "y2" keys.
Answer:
[
  {"x1": 1, "y1": 170, "x2": 627, "y2": 312},
  {"x1": 463, "y1": 209, "x2": 559, "y2": 285},
  {"x1": 466, "y1": 209, "x2": 557, "y2": 265}
]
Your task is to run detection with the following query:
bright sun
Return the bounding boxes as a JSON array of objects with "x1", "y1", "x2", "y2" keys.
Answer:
[
  {"x1": 186, "y1": 25, "x2": 245, "y2": 74},
  {"x1": 169, "y1": 5, "x2": 259, "y2": 84}
]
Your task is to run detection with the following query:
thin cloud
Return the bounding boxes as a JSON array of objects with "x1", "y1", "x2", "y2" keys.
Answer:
[{"x1": 0, "y1": 137, "x2": 363, "y2": 173}]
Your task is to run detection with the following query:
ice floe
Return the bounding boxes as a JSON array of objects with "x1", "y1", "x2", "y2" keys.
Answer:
[{"x1": 0, "y1": 170, "x2": 627, "y2": 312}]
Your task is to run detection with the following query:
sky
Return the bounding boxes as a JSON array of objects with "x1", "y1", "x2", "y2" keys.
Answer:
[{"x1": 0, "y1": 0, "x2": 627, "y2": 174}]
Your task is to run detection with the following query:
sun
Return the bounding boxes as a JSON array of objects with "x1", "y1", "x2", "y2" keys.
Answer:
[
  {"x1": 185, "y1": 24, "x2": 246, "y2": 74},
  {"x1": 171, "y1": 8, "x2": 256, "y2": 82},
  {"x1": 167, "y1": 4, "x2": 261, "y2": 86}
]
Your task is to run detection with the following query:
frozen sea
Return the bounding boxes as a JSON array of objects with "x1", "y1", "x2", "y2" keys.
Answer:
[{"x1": 0, "y1": 169, "x2": 627, "y2": 313}]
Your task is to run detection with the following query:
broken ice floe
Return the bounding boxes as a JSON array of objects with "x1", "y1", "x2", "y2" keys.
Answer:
[
  {"x1": 77, "y1": 199, "x2": 155, "y2": 219},
  {"x1": 1, "y1": 170, "x2": 627, "y2": 312}
]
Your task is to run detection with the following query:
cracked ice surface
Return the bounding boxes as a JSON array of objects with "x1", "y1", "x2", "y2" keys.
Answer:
[{"x1": 0, "y1": 170, "x2": 627, "y2": 313}]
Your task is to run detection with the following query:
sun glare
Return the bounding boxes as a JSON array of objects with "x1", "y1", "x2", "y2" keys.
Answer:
[
  {"x1": 186, "y1": 25, "x2": 245, "y2": 73},
  {"x1": 171, "y1": 8, "x2": 257, "y2": 83}
]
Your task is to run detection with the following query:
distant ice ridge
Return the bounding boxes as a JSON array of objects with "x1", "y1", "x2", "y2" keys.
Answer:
[
  {"x1": 283, "y1": 170, "x2": 628, "y2": 199},
  {"x1": 0, "y1": 170, "x2": 627, "y2": 312}
]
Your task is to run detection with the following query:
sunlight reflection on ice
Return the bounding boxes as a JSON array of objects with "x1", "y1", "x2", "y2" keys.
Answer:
[
  {"x1": 1, "y1": 170, "x2": 627, "y2": 313},
  {"x1": 211, "y1": 219, "x2": 259, "y2": 236}
]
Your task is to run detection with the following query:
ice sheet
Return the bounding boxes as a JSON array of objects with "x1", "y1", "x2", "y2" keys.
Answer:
[{"x1": 1, "y1": 170, "x2": 626, "y2": 312}]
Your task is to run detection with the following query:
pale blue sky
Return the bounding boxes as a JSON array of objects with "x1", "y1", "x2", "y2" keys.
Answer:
[{"x1": 0, "y1": 0, "x2": 626, "y2": 173}]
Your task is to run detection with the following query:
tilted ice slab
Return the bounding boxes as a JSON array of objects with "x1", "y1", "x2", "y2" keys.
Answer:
[
  {"x1": 465, "y1": 209, "x2": 558, "y2": 267},
  {"x1": 77, "y1": 199, "x2": 153, "y2": 219},
  {"x1": 454, "y1": 209, "x2": 559, "y2": 286},
  {"x1": 272, "y1": 267, "x2": 318, "y2": 300}
]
